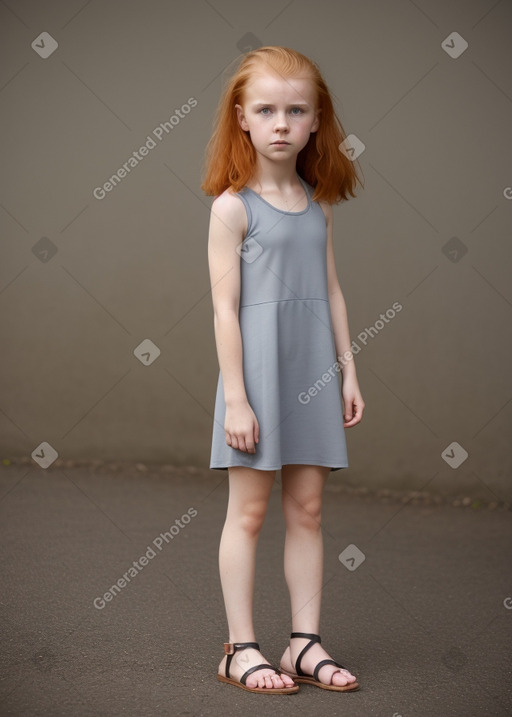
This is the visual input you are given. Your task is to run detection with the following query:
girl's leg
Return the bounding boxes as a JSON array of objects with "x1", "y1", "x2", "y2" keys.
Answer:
[
  {"x1": 279, "y1": 464, "x2": 357, "y2": 687},
  {"x1": 217, "y1": 465, "x2": 295, "y2": 690}
]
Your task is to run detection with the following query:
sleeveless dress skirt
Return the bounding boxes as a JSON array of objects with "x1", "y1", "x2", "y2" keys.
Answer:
[{"x1": 209, "y1": 175, "x2": 349, "y2": 473}]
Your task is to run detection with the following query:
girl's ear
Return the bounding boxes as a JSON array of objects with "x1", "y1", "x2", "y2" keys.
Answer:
[
  {"x1": 235, "y1": 104, "x2": 249, "y2": 131},
  {"x1": 310, "y1": 108, "x2": 321, "y2": 134}
]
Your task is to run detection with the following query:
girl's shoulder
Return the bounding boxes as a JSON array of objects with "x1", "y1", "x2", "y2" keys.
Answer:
[
  {"x1": 211, "y1": 186, "x2": 246, "y2": 212},
  {"x1": 210, "y1": 187, "x2": 248, "y2": 236}
]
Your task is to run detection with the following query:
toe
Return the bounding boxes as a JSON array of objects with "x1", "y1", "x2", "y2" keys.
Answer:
[
  {"x1": 317, "y1": 664, "x2": 351, "y2": 686},
  {"x1": 263, "y1": 672, "x2": 274, "y2": 688},
  {"x1": 245, "y1": 674, "x2": 258, "y2": 689},
  {"x1": 273, "y1": 674, "x2": 287, "y2": 688},
  {"x1": 246, "y1": 672, "x2": 265, "y2": 689},
  {"x1": 339, "y1": 667, "x2": 357, "y2": 682},
  {"x1": 331, "y1": 668, "x2": 356, "y2": 686},
  {"x1": 331, "y1": 670, "x2": 349, "y2": 686},
  {"x1": 264, "y1": 671, "x2": 288, "y2": 689}
]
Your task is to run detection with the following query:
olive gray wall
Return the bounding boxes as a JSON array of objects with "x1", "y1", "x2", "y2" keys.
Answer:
[{"x1": 2, "y1": 0, "x2": 511, "y2": 499}]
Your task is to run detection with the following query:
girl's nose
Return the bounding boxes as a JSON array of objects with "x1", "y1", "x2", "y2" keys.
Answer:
[{"x1": 274, "y1": 112, "x2": 289, "y2": 130}]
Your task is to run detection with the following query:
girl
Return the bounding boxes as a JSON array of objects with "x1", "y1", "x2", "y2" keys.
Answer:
[{"x1": 201, "y1": 46, "x2": 365, "y2": 694}]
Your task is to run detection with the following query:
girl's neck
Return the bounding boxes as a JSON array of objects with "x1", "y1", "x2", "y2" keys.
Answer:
[{"x1": 248, "y1": 156, "x2": 301, "y2": 192}]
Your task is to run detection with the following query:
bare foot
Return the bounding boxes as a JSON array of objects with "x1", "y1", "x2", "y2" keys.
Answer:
[
  {"x1": 218, "y1": 646, "x2": 296, "y2": 690},
  {"x1": 280, "y1": 636, "x2": 357, "y2": 688}
]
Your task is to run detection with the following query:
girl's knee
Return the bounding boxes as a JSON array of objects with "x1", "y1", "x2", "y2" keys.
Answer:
[
  {"x1": 282, "y1": 493, "x2": 322, "y2": 530},
  {"x1": 228, "y1": 499, "x2": 268, "y2": 536}
]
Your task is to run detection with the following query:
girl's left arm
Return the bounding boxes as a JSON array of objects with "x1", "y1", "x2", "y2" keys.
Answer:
[{"x1": 322, "y1": 201, "x2": 365, "y2": 428}]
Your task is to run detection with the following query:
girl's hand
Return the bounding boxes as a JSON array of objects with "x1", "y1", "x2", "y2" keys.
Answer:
[
  {"x1": 224, "y1": 399, "x2": 260, "y2": 454},
  {"x1": 341, "y1": 373, "x2": 365, "y2": 427}
]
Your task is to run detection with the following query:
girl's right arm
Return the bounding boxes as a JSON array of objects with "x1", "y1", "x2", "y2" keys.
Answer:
[{"x1": 207, "y1": 192, "x2": 259, "y2": 454}]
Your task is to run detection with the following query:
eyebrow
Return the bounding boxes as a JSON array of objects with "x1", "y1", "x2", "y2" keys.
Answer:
[{"x1": 251, "y1": 102, "x2": 310, "y2": 108}]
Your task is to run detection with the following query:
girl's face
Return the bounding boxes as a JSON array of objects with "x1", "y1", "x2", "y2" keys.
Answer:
[{"x1": 235, "y1": 71, "x2": 320, "y2": 162}]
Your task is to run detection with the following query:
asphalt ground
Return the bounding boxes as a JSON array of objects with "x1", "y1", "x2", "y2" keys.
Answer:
[{"x1": 1, "y1": 459, "x2": 511, "y2": 717}]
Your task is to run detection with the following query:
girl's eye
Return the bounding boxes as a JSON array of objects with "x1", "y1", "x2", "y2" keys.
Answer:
[{"x1": 259, "y1": 107, "x2": 304, "y2": 115}]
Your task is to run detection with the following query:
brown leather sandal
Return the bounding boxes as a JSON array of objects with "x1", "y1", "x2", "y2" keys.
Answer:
[
  {"x1": 280, "y1": 632, "x2": 360, "y2": 692},
  {"x1": 217, "y1": 641, "x2": 299, "y2": 694}
]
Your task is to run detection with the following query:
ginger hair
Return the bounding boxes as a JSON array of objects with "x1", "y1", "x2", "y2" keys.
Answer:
[{"x1": 200, "y1": 45, "x2": 364, "y2": 204}]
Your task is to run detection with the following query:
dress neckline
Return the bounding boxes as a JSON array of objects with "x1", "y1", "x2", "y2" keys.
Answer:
[{"x1": 243, "y1": 175, "x2": 311, "y2": 215}]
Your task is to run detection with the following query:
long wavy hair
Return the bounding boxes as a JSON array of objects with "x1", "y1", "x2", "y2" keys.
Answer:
[{"x1": 200, "y1": 46, "x2": 364, "y2": 204}]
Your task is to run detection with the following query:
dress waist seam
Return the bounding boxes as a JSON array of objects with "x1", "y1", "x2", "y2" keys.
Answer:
[{"x1": 240, "y1": 298, "x2": 329, "y2": 308}]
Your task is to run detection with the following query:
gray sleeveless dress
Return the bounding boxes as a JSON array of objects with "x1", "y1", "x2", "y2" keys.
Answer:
[{"x1": 209, "y1": 175, "x2": 349, "y2": 473}]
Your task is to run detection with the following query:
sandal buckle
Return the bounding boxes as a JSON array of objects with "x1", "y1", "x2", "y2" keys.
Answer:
[{"x1": 223, "y1": 642, "x2": 234, "y2": 655}]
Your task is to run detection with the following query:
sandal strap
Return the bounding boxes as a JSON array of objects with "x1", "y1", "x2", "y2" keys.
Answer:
[
  {"x1": 240, "y1": 662, "x2": 279, "y2": 686},
  {"x1": 313, "y1": 658, "x2": 346, "y2": 683},
  {"x1": 290, "y1": 632, "x2": 321, "y2": 676},
  {"x1": 223, "y1": 641, "x2": 260, "y2": 654},
  {"x1": 223, "y1": 641, "x2": 260, "y2": 679}
]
